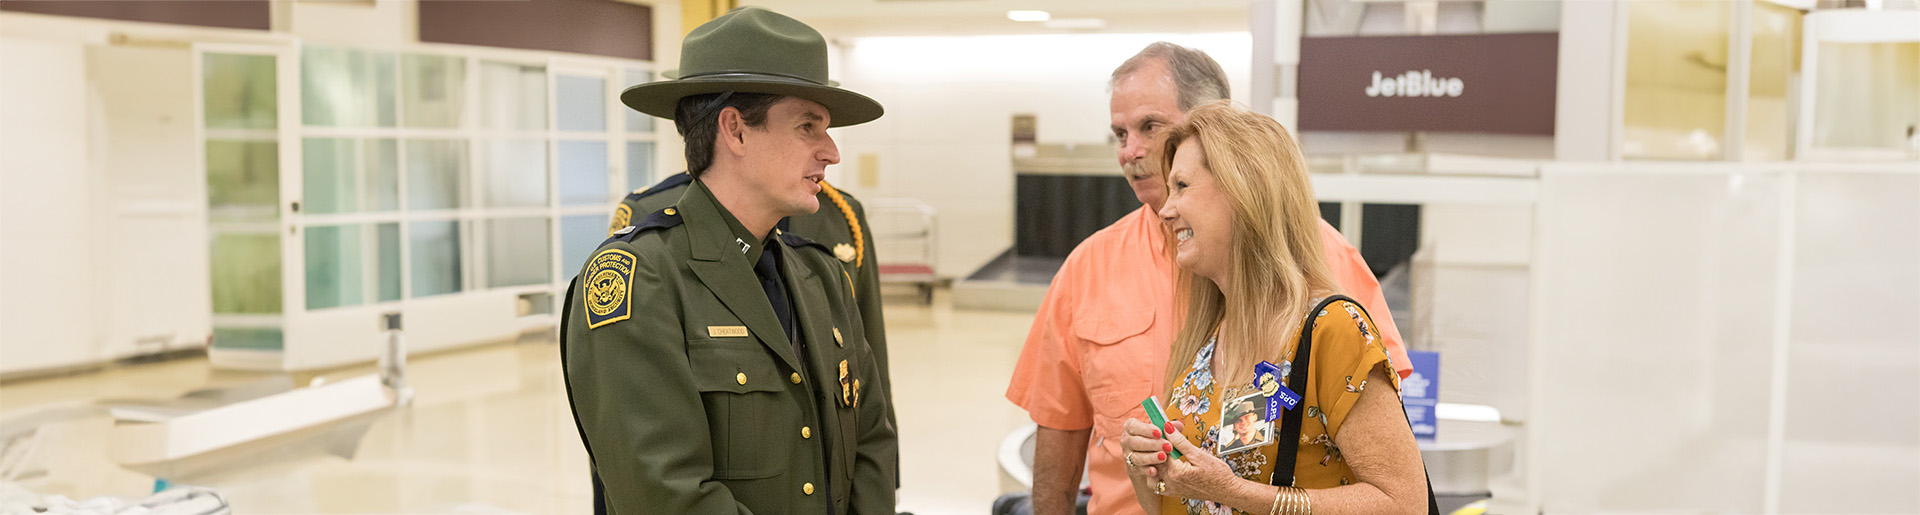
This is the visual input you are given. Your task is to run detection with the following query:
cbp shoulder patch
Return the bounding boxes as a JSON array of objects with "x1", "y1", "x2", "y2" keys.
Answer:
[
  {"x1": 584, "y1": 249, "x2": 637, "y2": 329},
  {"x1": 608, "y1": 204, "x2": 632, "y2": 236}
]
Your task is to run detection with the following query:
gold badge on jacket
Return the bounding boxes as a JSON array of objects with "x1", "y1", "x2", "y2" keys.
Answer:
[
  {"x1": 833, "y1": 243, "x2": 856, "y2": 263},
  {"x1": 838, "y1": 360, "x2": 852, "y2": 406}
]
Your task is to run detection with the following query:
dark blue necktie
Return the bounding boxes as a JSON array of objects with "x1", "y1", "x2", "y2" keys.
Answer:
[{"x1": 752, "y1": 242, "x2": 796, "y2": 345}]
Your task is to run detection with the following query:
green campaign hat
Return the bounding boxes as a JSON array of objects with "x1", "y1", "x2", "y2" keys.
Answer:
[
  {"x1": 1226, "y1": 399, "x2": 1260, "y2": 421},
  {"x1": 620, "y1": 7, "x2": 883, "y2": 128}
]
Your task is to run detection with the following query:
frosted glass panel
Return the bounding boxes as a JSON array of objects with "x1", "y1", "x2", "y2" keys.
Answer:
[
  {"x1": 305, "y1": 224, "x2": 365, "y2": 310},
  {"x1": 403, "y1": 54, "x2": 465, "y2": 128},
  {"x1": 407, "y1": 139, "x2": 467, "y2": 210},
  {"x1": 210, "y1": 233, "x2": 282, "y2": 314},
  {"x1": 376, "y1": 223, "x2": 401, "y2": 302},
  {"x1": 626, "y1": 141, "x2": 655, "y2": 192},
  {"x1": 302, "y1": 46, "x2": 397, "y2": 128},
  {"x1": 557, "y1": 75, "x2": 607, "y2": 132},
  {"x1": 483, "y1": 139, "x2": 548, "y2": 208},
  {"x1": 410, "y1": 221, "x2": 462, "y2": 297},
  {"x1": 206, "y1": 140, "x2": 279, "y2": 219},
  {"x1": 367, "y1": 139, "x2": 400, "y2": 211},
  {"x1": 203, "y1": 53, "x2": 276, "y2": 130},
  {"x1": 1813, "y1": 42, "x2": 1920, "y2": 151},
  {"x1": 559, "y1": 141, "x2": 609, "y2": 206},
  {"x1": 624, "y1": 69, "x2": 654, "y2": 133},
  {"x1": 303, "y1": 138, "x2": 398, "y2": 214},
  {"x1": 486, "y1": 217, "x2": 550, "y2": 288},
  {"x1": 480, "y1": 61, "x2": 546, "y2": 131},
  {"x1": 561, "y1": 214, "x2": 608, "y2": 274},
  {"x1": 1622, "y1": 1, "x2": 1729, "y2": 160},
  {"x1": 211, "y1": 328, "x2": 282, "y2": 351}
]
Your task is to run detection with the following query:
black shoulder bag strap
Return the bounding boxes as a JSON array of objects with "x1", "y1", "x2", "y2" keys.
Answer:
[{"x1": 1270, "y1": 295, "x2": 1441, "y2": 515}]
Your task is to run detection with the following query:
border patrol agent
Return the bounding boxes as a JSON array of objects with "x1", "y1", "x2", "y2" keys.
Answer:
[
  {"x1": 614, "y1": 173, "x2": 895, "y2": 446},
  {"x1": 560, "y1": 7, "x2": 896, "y2": 515}
]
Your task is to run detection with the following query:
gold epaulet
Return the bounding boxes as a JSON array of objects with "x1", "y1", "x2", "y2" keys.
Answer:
[{"x1": 817, "y1": 180, "x2": 863, "y2": 268}]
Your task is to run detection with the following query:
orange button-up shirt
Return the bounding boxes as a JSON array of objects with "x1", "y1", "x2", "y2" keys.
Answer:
[{"x1": 1006, "y1": 207, "x2": 1408, "y2": 515}]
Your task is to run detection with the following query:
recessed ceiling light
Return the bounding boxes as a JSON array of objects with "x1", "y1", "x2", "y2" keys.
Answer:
[{"x1": 1007, "y1": 10, "x2": 1051, "y2": 22}]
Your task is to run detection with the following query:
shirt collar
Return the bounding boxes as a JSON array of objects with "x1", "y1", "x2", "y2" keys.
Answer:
[{"x1": 693, "y1": 178, "x2": 774, "y2": 265}]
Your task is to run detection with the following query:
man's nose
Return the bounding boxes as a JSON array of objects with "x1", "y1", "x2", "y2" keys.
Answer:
[
  {"x1": 821, "y1": 136, "x2": 841, "y2": 165},
  {"x1": 1119, "y1": 134, "x2": 1147, "y2": 163}
]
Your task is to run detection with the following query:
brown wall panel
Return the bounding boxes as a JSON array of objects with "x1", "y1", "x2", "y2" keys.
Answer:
[
  {"x1": 1298, "y1": 33, "x2": 1558, "y2": 136},
  {"x1": 0, "y1": 1, "x2": 269, "y2": 30},
  {"x1": 419, "y1": 0, "x2": 652, "y2": 61}
]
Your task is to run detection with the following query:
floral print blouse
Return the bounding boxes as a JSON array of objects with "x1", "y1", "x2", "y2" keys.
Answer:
[{"x1": 1158, "y1": 299, "x2": 1401, "y2": 515}]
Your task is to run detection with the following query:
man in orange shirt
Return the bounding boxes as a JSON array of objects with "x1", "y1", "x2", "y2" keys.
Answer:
[{"x1": 1004, "y1": 42, "x2": 1411, "y2": 515}]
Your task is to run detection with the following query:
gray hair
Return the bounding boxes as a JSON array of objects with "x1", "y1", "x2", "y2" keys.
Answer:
[{"x1": 1110, "y1": 42, "x2": 1230, "y2": 111}]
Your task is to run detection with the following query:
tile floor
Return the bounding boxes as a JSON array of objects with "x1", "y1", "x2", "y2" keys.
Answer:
[{"x1": 0, "y1": 292, "x2": 1039, "y2": 514}]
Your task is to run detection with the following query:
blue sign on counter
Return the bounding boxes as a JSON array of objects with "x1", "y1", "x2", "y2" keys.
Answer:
[{"x1": 1402, "y1": 351, "x2": 1439, "y2": 441}]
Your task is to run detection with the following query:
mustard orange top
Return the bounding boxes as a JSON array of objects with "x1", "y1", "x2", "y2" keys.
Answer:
[{"x1": 1158, "y1": 299, "x2": 1400, "y2": 515}]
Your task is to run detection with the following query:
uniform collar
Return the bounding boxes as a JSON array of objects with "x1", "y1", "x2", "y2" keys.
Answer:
[{"x1": 681, "y1": 178, "x2": 777, "y2": 264}]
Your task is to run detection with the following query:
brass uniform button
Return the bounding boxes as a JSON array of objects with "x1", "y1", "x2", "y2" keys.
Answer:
[
  {"x1": 663, "y1": 207, "x2": 677, "y2": 215},
  {"x1": 801, "y1": 426, "x2": 812, "y2": 439},
  {"x1": 803, "y1": 483, "x2": 814, "y2": 495},
  {"x1": 789, "y1": 372, "x2": 803, "y2": 384},
  {"x1": 735, "y1": 373, "x2": 747, "y2": 385}
]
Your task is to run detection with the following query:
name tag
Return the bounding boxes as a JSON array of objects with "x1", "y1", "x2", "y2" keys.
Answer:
[{"x1": 708, "y1": 326, "x2": 749, "y2": 338}]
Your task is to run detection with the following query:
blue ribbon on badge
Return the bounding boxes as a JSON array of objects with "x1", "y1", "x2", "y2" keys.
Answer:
[{"x1": 1255, "y1": 361, "x2": 1299, "y2": 419}]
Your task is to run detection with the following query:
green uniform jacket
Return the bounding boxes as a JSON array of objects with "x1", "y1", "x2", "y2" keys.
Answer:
[
  {"x1": 615, "y1": 173, "x2": 894, "y2": 433},
  {"x1": 563, "y1": 179, "x2": 897, "y2": 515}
]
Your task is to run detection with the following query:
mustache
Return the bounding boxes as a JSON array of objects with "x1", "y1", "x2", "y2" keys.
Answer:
[{"x1": 1123, "y1": 160, "x2": 1155, "y2": 180}]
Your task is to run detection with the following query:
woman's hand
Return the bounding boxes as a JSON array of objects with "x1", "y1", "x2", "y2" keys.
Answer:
[
  {"x1": 1121, "y1": 418, "x2": 1170, "y2": 514},
  {"x1": 1154, "y1": 420, "x2": 1244, "y2": 502},
  {"x1": 1120, "y1": 418, "x2": 1171, "y2": 477}
]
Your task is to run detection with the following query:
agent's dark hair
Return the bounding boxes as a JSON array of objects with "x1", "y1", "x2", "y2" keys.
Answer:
[{"x1": 674, "y1": 92, "x2": 784, "y2": 177}]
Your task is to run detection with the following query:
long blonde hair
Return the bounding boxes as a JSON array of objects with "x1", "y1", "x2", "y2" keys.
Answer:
[{"x1": 1160, "y1": 101, "x2": 1341, "y2": 399}]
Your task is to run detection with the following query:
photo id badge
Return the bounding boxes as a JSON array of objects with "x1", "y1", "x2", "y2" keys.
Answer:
[{"x1": 1217, "y1": 391, "x2": 1274, "y2": 456}]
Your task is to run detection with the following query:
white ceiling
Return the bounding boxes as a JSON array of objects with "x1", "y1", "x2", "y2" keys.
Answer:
[{"x1": 741, "y1": 0, "x2": 1258, "y2": 38}]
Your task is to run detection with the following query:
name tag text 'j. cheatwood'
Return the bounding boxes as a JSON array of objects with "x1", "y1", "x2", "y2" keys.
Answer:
[{"x1": 708, "y1": 326, "x2": 750, "y2": 338}]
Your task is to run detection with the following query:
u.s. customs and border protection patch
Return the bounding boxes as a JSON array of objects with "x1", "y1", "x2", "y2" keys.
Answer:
[
  {"x1": 608, "y1": 204, "x2": 633, "y2": 236},
  {"x1": 585, "y1": 249, "x2": 636, "y2": 328}
]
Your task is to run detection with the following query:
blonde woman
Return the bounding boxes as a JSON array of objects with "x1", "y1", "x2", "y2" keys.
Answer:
[{"x1": 1118, "y1": 102, "x2": 1428, "y2": 515}]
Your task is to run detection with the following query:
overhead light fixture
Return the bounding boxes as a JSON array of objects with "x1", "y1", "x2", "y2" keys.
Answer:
[{"x1": 1007, "y1": 10, "x2": 1051, "y2": 22}]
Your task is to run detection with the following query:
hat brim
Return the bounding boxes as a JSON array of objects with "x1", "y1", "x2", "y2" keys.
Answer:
[{"x1": 620, "y1": 75, "x2": 883, "y2": 128}]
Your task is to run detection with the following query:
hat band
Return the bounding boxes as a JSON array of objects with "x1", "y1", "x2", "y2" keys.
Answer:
[{"x1": 677, "y1": 70, "x2": 827, "y2": 86}]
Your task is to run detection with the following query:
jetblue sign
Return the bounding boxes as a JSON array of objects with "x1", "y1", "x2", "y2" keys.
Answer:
[{"x1": 1298, "y1": 33, "x2": 1558, "y2": 135}]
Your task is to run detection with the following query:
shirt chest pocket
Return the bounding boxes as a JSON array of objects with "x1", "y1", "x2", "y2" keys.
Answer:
[
  {"x1": 1076, "y1": 309, "x2": 1157, "y2": 456},
  {"x1": 688, "y1": 340, "x2": 794, "y2": 480}
]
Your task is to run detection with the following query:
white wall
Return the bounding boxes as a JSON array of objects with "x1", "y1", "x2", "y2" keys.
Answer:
[
  {"x1": 0, "y1": 38, "x2": 100, "y2": 373},
  {"x1": 1526, "y1": 163, "x2": 1919, "y2": 514},
  {"x1": 826, "y1": 32, "x2": 1252, "y2": 276}
]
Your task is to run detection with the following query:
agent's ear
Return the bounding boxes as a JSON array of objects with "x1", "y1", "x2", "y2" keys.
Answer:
[{"x1": 717, "y1": 106, "x2": 749, "y2": 158}]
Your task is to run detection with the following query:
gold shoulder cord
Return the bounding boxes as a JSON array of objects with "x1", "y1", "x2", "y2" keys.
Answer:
[{"x1": 818, "y1": 180, "x2": 864, "y2": 268}]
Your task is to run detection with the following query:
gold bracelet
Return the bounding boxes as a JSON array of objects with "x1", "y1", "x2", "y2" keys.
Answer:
[{"x1": 1267, "y1": 486, "x2": 1311, "y2": 515}]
